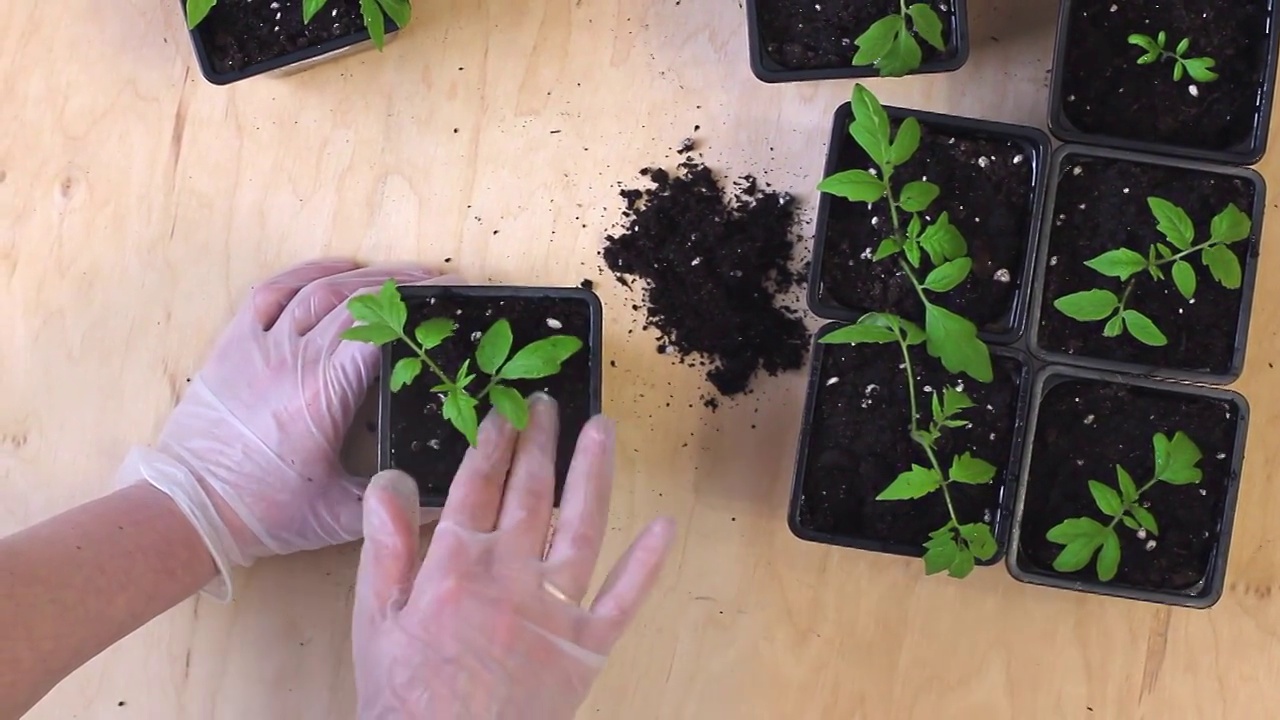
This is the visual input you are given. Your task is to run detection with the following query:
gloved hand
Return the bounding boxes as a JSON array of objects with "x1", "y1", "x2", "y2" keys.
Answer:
[
  {"x1": 353, "y1": 396, "x2": 676, "y2": 720},
  {"x1": 117, "y1": 259, "x2": 453, "y2": 601}
]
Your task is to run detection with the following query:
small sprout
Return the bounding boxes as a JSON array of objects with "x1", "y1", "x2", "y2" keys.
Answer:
[
  {"x1": 1053, "y1": 197, "x2": 1250, "y2": 346},
  {"x1": 343, "y1": 280, "x2": 583, "y2": 446},
  {"x1": 1047, "y1": 431, "x2": 1203, "y2": 581},
  {"x1": 851, "y1": 2, "x2": 947, "y2": 77},
  {"x1": 185, "y1": 0, "x2": 412, "y2": 50},
  {"x1": 1128, "y1": 31, "x2": 1219, "y2": 84}
]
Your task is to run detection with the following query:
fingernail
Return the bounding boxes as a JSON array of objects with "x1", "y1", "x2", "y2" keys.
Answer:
[
  {"x1": 370, "y1": 470, "x2": 419, "y2": 510},
  {"x1": 529, "y1": 392, "x2": 557, "y2": 408},
  {"x1": 594, "y1": 414, "x2": 616, "y2": 441}
]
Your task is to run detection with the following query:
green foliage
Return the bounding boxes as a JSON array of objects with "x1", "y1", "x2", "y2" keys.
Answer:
[
  {"x1": 1046, "y1": 431, "x2": 1204, "y2": 582},
  {"x1": 1054, "y1": 198, "x2": 1250, "y2": 346},
  {"x1": 819, "y1": 85, "x2": 991, "y2": 383},
  {"x1": 1129, "y1": 31, "x2": 1219, "y2": 83},
  {"x1": 187, "y1": 0, "x2": 411, "y2": 50},
  {"x1": 342, "y1": 280, "x2": 583, "y2": 446},
  {"x1": 821, "y1": 312, "x2": 998, "y2": 579},
  {"x1": 852, "y1": 3, "x2": 947, "y2": 77}
]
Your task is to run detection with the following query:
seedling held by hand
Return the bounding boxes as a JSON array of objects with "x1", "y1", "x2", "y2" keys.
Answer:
[
  {"x1": 186, "y1": 0, "x2": 411, "y2": 49},
  {"x1": 852, "y1": 2, "x2": 947, "y2": 77},
  {"x1": 1129, "y1": 31, "x2": 1219, "y2": 84},
  {"x1": 1047, "y1": 431, "x2": 1203, "y2": 582},
  {"x1": 342, "y1": 280, "x2": 583, "y2": 446}
]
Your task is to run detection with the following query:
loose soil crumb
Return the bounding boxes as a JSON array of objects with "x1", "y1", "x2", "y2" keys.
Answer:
[{"x1": 603, "y1": 156, "x2": 809, "y2": 399}]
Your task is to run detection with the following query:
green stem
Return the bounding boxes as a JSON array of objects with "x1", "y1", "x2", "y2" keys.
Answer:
[
  {"x1": 1154, "y1": 239, "x2": 1215, "y2": 267},
  {"x1": 400, "y1": 334, "x2": 452, "y2": 386},
  {"x1": 896, "y1": 329, "x2": 964, "y2": 537},
  {"x1": 896, "y1": 334, "x2": 920, "y2": 434},
  {"x1": 900, "y1": 259, "x2": 932, "y2": 307},
  {"x1": 1115, "y1": 278, "x2": 1137, "y2": 316},
  {"x1": 1105, "y1": 476, "x2": 1160, "y2": 530},
  {"x1": 921, "y1": 440, "x2": 962, "y2": 532}
]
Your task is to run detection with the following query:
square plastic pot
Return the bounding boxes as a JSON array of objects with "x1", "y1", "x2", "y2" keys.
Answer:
[
  {"x1": 377, "y1": 285, "x2": 603, "y2": 507},
  {"x1": 1047, "y1": 0, "x2": 1280, "y2": 165},
  {"x1": 745, "y1": 0, "x2": 969, "y2": 83},
  {"x1": 788, "y1": 324, "x2": 1033, "y2": 566},
  {"x1": 1006, "y1": 365, "x2": 1248, "y2": 608},
  {"x1": 809, "y1": 101, "x2": 1052, "y2": 346},
  {"x1": 1026, "y1": 144, "x2": 1266, "y2": 385}
]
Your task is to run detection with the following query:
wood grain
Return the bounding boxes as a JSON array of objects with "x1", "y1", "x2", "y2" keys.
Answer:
[{"x1": 2, "y1": 0, "x2": 1278, "y2": 717}]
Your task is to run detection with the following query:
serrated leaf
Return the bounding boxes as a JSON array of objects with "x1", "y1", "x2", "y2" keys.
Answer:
[
  {"x1": 860, "y1": 312, "x2": 927, "y2": 346},
  {"x1": 389, "y1": 357, "x2": 422, "y2": 392},
  {"x1": 1130, "y1": 506, "x2": 1159, "y2": 535},
  {"x1": 303, "y1": 0, "x2": 328, "y2": 23},
  {"x1": 1183, "y1": 57, "x2": 1219, "y2": 83},
  {"x1": 1176, "y1": 37, "x2": 1191, "y2": 55},
  {"x1": 1054, "y1": 289, "x2": 1119, "y2": 322},
  {"x1": 852, "y1": 14, "x2": 904, "y2": 67},
  {"x1": 1096, "y1": 528, "x2": 1121, "y2": 581},
  {"x1": 877, "y1": 24, "x2": 924, "y2": 77},
  {"x1": 924, "y1": 304, "x2": 992, "y2": 382},
  {"x1": 1122, "y1": 310, "x2": 1168, "y2": 347},
  {"x1": 414, "y1": 317, "x2": 455, "y2": 350},
  {"x1": 876, "y1": 464, "x2": 942, "y2": 500},
  {"x1": 1048, "y1": 517, "x2": 1107, "y2": 572},
  {"x1": 1148, "y1": 197, "x2": 1195, "y2": 250},
  {"x1": 817, "y1": 169, "x2": 886, "y2": 203},
  {"x1": 891, "y1": 117, "x2": 921, "y2": 165},
  {"x1": 941, "y1": 386, "x2": 974, "y2": 416},
  {"x1": 923, "y1": 540, "x2": 958, "y2": 575},
  {"x1": 442, "y1": 390, "x2": 480, "y2": 446},
  {"x1": 898, "y1": 181, "x2": 940, "y2": 213},
  {"x1": 1088, "y1": 480, "x2": 1123, "y2": 517},
  {"x1": 1128, "y1": 33, "x2": 1160, "y2": 54},
  {"x1": 874, "y1": 237, "x2": 903, "y2": 261},
  {"x1": 1116, "y1": 465, "x2": 1138, "y2": 504},
  {"x1": 475, "y1": 319, "x2": 513, "y2": 375},
  {"x1": 850, "y1": 85, "x2": 893, "y2": 168},
  {"x1": 1085, "y1": 248, "x2": 1149, "y2": 280},
  {"x1": 341, "y1": 323, "x2": 400, "y2": 345},
  {"x1": 907, "y1": 3, "x2": 946, "y2": 51},
  {"x1": 348, "y1": 279, "x2": 407, "y2": 331},
  {"x1": 360, "y1": 0, "x2": 387, "y2": 49},
  {"x1": 949, "y1": 545, "x2": 976, "y2": 578},
  {"x1": 488, "y1": 384, "x2": 529, "y2": 430},
  {"x1": 1172, "y1": 260, "x2": 1197, "y2": 300},
  {"x1": 959, "y1": 523, "x2": 997, "y2": 560},
  {"x1": 1202, "y1": 245, "x2": 1242, "y2": 289},
  {"x1": 377, "y1": 0, "x2": 411, "y2": 27},
  {"x1": 455, "y1": 359, "x2": 474, "y2": 389},
  {"x1": 498, "y1": 335, "x2": 584, "y2": 380},
  {"x1": 1210, "y1": 203, "x2": 1252, "y2": 244},
  {"x1": 950, "y1": 453, "x2": 996, "y2": 485},
  {"x1": 819, "y1": 322, "x2": 899, "y2": 346},
  {"x1": 922, "y1": 257, "x2": 972, "y2": 293},
  {"x1": 186, "y1": 0, "x2": 217, "y2": 28},
  {"x1": 918, "y1": 212, "x2": 967, "y2": 264},
  {"x1": 931, "y1": 391, "x2": 942, "y2": 422},
  {"x1": 1156, "y1": 430, "x2": 1203, "y2": 485},
  {"x1": 1103, "y1": 315, "x2": 1124, "y2": 337},
  {"x1": 904, "y1": 239, "x2": 922, "y2": 268}
]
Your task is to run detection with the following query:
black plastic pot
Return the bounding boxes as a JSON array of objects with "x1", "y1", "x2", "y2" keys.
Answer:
[
  {"x1": 1047, "y1": 0, "x2": 1280, "y2": 165},
  {"x1": 745, "y1": 0, "x2": 969, "y2": 83},
  {"x1": 377, "y1": 286, "x2": 603, "y2": 506},
  {"x1": 1007, "y1": 365, "x2": 1248, "y2": 608},
  {"x1": 1027, "y1": 144, "x2": 1266, "y2": 385},
  {"x1": 809, "y1": 101, "x2": 1051, "y2": 346},
  {"x1": 788, "y1": 324, "x2": 1033, "y2": 566},
  {"x1": 184, "y1": 1, "x2": 400, "y2": 85}
]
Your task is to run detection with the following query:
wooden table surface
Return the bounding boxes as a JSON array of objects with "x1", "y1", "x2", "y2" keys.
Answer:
[{"x1": 4, "y1": 0, "x2": 1280, "y2": 717}]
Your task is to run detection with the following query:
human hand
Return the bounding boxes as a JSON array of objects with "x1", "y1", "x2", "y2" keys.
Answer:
[
  {"x1": 353, "y1": 397, "x2": 676, "y2": 719},
  {"x1": 117, "y1": 259, "x2": 455, "y2": 600}
]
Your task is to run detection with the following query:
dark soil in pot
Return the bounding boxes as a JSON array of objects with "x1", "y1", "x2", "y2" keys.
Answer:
[
  {"x1": 198, "y1": 0, "x2": 367, "y2": 72},
  {"x1": 794, "y1": 338, "x2": 1024, "y2": 556},
  {"x1": 1016, "y1": 377, "x2": 1240, "y2": 592},
  {"x1": 817, "y1": 111, "x2": 1038, "y2": 337},
  {"x1": 1057, "y1": 0, "x2": 1272, "y2": 153},
  {"x1": 1035, "y1": 154, "x2": 1258, "y2": 376},
  {"x1": 385, "y1": 292, "x2": 595, "y2": 503},
  {"x1": 755, "y1": 0, "x2": 957, "y2": 70}
]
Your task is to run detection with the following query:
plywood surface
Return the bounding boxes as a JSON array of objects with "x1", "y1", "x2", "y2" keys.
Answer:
[{"x1": 2, "y1": 0, "x2": 1279, "y2": 717}]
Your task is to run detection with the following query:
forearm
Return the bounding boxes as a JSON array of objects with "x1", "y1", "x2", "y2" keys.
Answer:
[{"x1": 0, "y1": 483, "x2": 216, "y2": 717}]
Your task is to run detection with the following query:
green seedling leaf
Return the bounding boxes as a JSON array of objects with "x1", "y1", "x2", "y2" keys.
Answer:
[
  {"x1": 1176, "y1": 37, "x2": 1191, "y2": 55},
  {"x1": 1130, "y1": 505, "x2": 1159, "y2": 535},
  {"x1": 1096, "y1": 527, "x2": 1121, "y2": 581},
  {"x1": 878, "y1": 27, "x2": 923, "y2": 77},
  {"x1": 924, "y1": 304, "x2": 993, "y2": 383},
  {"x1": 948, "y1": 545, "x2": 976, "y2": 579},
  {"x1": 390, "y1": 357, "x2": 422, "y2": 392},
  {"x1": 1148, "y1": 197, "x2": 1195, "y2": 250},
  {"x1": 455, "y1": 359, "x2": 475, "y2": 389},
  {"x1": 817, "y1": 169, "x2": 886, "y2": 203},
  {"x1": 907, "y1": 3, "x2": 946, "y2": 51},
  {"x1": 1122, "y1": 515, "x2": 1141, "y2": 531},
  {"x1": 898, "y1": 181, "x2": 940, "y2": 213},
  {"x1": 922, "y1": 257, "x2": 971, "y2": 293},
  {"x1": 1103, "y1": 315, "x2": 1124, "y2": 337},
  {"x1": 850, "y1": 85, "x2": 893, "y2": 168},
  {"x1": 1202, "y1": 245, "x2": 1242, "y2": 289},
  {"x1": 877, "y1": 464, "x2": 942, "y2": 500},
  {"x1": 349, "y1": 279, "x2": 408, "y2": 332},
  {"x1": 819, "y1": 322, "x2": 898, "y2": 345},
  {"x1": 1054, "y1": 289, "x2": 1119, "y2": 322},
  {"x1": 341, "y1": 324, "x2": 400, "y2": 345},
  {"x1": 1173, "y1": 61, "x2": 1186, "y2": 82},
  {"x1": 1157, "y1": 30, "x2": 1168, "y2": 47},
  {"x1": 1047, "y1": 517, "x2": 1108, "y2": 573},
  {"x1": 1122, "y1": 310, "x2": 1168, "y2": 347},
  {"x1": 904, "y1": 240, "x2": 922, "y2": 268},
  {"x1": 360, "y1": 0, "x2": 388, "y2": 49},
  {"x1": 415, "y1": 317, "x2": 456, "y2": 350},
  {"x1": 852, "y1": 14, "x2": 904, "y2": 67},
  {"x1": 187, "y1": 0, "x2": 217, "y2": 28},
  {"x1": 1088, "y1": 480, "x2": 1123, "y2": 517},
  {"x1": 950, "y1": 453, "x2": 996, "y2": 485},
  {"x1": 498, "y1": 336, "x2": 584, "y2": 380},
  {"x1": 1085, "y1": 248, "x2": 1148, "y2": 280},
  {"x1": 1116, "y1": 465, "x2": 1138, "y2": 504},
  {"x1": 941, "y1": 386, "x2": 974, "y2": 416},
  {"x1": 1210, "y1": 203, "x2": 1252, "y2": 244},
  {"x1": 918, "y1": 212, "x2": 966, "y2": 264},
  {"x1": 1171, "y1": 260, "x2": 1197, "y2": 300},
  {"x1": 860, "y1": 312, "x2": 926, "y2": 345},
  {"x1": 874, "y1": 237, "x2": 903, "y2": 261},
  {"x1": 1128, "y1": 33, "x2": 1160, "y2": 54},
  {"x1": 475, "y1": 319, "x2": 514, "y2": 375},
  {"x1": 377, "y1": 0, "x2": 411, "y2": 27},
  {"x1": 923, "y1": 538, "x2": 958, "y2": 576},
  {"x1": 930, "y1": 391, "x2": 943, "y2": 423},
  {"x1": 959, "y1": 523, "x2": 997, "y2": 561},
  {"x1": 1155, "y1": 430, "x2": 1203, "y2": 485},
  {"x1": 303, "y1": 0, "x2": 328, "y2": 22},
  {"x1": 443, "y1": 390, "x2": 480, "y2": 446},
  {"x1": 489, "y1": 384, "x2": 529, "y2": 430},
  {"x1": 1183, "y1": 57, "x2": 1219, "y2": 82},
  {"x1": 908, "y1": 214, "x2": 924, "y2": 242},
  {"x1": 891, "y1": 117, "x2": 921, "y2": 165}
]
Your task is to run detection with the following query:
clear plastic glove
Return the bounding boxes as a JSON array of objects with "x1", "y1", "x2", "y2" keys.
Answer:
[
  {"x1": 117, "y1": 259, "x2": 453, "y2": 600},
  {"x1": 354, "y1": 396, "x2": 676, "y2": 720}
]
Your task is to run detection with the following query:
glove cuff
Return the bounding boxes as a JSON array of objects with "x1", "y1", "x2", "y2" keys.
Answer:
[{"x1": 116, "y1": 447, "x2": 241, "y2": 602}]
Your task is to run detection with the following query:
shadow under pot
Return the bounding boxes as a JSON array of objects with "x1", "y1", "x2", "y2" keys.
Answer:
[
  {"x1": 1047, "y1": 0, "x2": 1280, "y2": 164},
  {"x1": 745, "y1": 0, "x2": 969, "y2": 83},
  {"x1": 184, "y1": 0, "x2": 402, "y2": 85},
  {"x1": 1028, "y1": 145, "x2": 1266, "y2": 385},
  {"x1": 1007, "y1": 366, "x2": 1248, "y2": 608},
  {"x1": 809, "y1": 101, "x2": 1050, "y2": 345},
  {"x1": 788, "y1": 323, "x2": 1031, "y2": 574},
  {"x1": 378, "y1": 286, "x2": 603, "y2": 507}
]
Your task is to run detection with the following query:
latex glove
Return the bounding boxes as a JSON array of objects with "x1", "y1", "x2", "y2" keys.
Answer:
[
  {"x1": 117, "y1": 259, "x2": 453, "y2": 601},
  {"x1": 354, "y1": 396, "x2": 677, "y2": 720}
]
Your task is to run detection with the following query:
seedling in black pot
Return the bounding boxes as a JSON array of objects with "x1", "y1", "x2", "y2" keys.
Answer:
[
  {"x1": 850, "y1": 2, "x2": 947, "y2": 77},
  {"x1": 1128, "y1": 31, "x2": 1219, "y2": 83}
]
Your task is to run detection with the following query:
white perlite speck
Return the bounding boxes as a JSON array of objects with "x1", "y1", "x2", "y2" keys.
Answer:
[
  {"x1": 977, "y1": 156, "x2": 990, "y2": 168},
  {"x1": 1145, "y1": 539, "x2": 1158, "y2": 551},
  {"x1": 826, "y1": 376, "x2": 840, "y2": 386},
  {"x1": 1072, "y1": 166, "x2": 1084, "y2": 176},
  {"x1": 1137, "y1": 528, "x2": 1148, "y2": 540},
  {"x1": 545, "y1": 318, "x2": 563, "y2": 330},
  {"x1": 993, "y1": 268, "x2": 1011, "y2": 283},
  {"x1": 864, "y1": 384, "x2": 879, "y2": 395},
  {"x1": 1084, "y1": 414, "x2": 1095, "y2": 425},
  {"x1": 1013, "y1": 154, "x2": 1025, "y2": 165},
  {"x1": 1189, "y1": 84, "x2": 1200, "y2": 98},
  {"x1": 470, "y1": 331, "x2": 483, "y2": 342}
]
